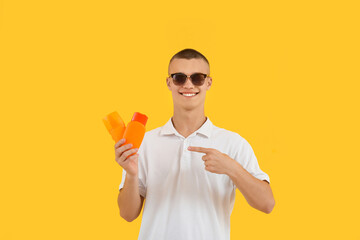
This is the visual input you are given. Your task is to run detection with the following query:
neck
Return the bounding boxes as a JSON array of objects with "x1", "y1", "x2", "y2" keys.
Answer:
[{"x1": 171, "y1": 106, "x2": 207, "y2": 138}]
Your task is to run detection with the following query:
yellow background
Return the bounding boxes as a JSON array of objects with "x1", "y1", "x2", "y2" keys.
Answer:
[{"x1": 1, "y1": 0, "x2": 359, "y2": 239}]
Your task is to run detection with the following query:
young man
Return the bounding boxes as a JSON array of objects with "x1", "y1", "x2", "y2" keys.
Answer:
[{"x1": 116, "y1": 48, "x2": 275, "y2": 240}]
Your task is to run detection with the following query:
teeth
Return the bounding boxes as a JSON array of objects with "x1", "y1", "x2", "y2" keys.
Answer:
[{"x1": 182, "y1": 93, "x2": 196, "y2": 96}]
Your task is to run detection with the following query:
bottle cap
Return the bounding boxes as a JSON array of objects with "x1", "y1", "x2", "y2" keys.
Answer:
[{"x1": 132, "y1": 112, "x2": 148, "y2": 126}]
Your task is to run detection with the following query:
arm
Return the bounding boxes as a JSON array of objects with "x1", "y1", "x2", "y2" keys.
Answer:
[
  {"x1": 227, "y1": 161, "x2": 275, "y2": 214},
  {"x1": 118, "y1": 174, "x2": 145, "y2": 222},
  {"x1": 187, "y1": 146, "x2": 275, "y2": 214}
]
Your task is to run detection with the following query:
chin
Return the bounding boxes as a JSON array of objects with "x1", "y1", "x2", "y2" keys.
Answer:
[
  {"x1": 173, "y1": 95, "x2": 205, "y2": 111},
  {"x1": 179, "y1": 102, "x2": 200, "y2": 111}
]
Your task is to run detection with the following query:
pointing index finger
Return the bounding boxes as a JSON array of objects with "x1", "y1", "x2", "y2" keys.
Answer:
[{"x1": 188, "y1": 146, "x2": 211, "y2": 153}]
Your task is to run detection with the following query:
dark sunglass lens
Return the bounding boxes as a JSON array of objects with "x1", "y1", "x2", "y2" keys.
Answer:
[
  {"x1": 191, "y1": 74, "x2": 206, "y2": 86},
  {"x1": 173, "y1": 73, "x2": 187, "y2": 85}
]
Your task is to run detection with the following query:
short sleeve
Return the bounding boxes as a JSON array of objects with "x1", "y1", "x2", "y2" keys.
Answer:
[
  {"x1": 118, "y1": 145, "x2": 147, "y2": 198},
  {"x1": 118, "y1": 168, "x2": 127, "y2": 190},
  {"x1": 233, "y1": 136, "x2": 270, "y2": 188}
]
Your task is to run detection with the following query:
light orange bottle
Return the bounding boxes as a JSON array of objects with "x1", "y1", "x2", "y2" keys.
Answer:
[
  {"x1": 103, "y1": 112, "x2": 126, "y2": 143},
  {"x1": 123, "y1": 112, "x2": 148, "y2": 150}
]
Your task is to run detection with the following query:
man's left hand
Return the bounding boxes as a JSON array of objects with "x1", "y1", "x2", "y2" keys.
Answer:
[{"x1": 188, "y1": 146, "x2": 236, "y2": 175}]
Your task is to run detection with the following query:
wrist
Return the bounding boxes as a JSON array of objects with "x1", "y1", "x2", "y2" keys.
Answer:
[
  {"x1": 126, "y1": 173, "x2": 138, "y2": 181},
  {"x1": 226, "y1": 160, "x2": 244, "y2": 179}
]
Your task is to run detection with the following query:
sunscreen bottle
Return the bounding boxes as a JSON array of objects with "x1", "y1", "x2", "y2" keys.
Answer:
[
  {"x1": 103, "y1": 112, "x2": 126, "y2": 143},
  {"x1": 122, "y1": 112, "x2": 148, "y2": 149}
]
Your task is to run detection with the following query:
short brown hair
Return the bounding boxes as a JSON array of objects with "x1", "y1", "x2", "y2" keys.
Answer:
[{"x1": 169, "y1": 48, "x2": 210, "y2": 67}]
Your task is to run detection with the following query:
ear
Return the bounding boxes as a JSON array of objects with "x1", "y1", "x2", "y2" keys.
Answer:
[
  {"x1": 206, "y1": 77, "x2": 212, "y2": 90},
  {"x1": 166, "y1": 77, "x2": 171, "y2": 90}
]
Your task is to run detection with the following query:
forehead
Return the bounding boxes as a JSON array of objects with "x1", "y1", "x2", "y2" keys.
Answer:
[{"x1": 168, "y1": 58, "x2": 209, "y2": 75}]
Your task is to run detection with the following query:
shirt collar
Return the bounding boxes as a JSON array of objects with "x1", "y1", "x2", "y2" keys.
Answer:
[{"x1": 160, "y1": 117, "x2": 213, "y2": 138}]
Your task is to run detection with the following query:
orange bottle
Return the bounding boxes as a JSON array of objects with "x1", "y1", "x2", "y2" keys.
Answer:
[
  {"x1": 123, "y1": 112, "x2": 148, "y2": 149},
  {"x1": 103, "y1": 112, "x2": 126, "y2": 143}
]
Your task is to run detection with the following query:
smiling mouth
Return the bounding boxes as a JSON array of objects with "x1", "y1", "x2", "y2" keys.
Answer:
[{"x1": 180, "y1": 92, "x2": 199, "y2": 97}]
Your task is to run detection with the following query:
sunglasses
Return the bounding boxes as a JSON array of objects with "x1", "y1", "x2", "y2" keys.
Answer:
[{"x1": 169, "y1": 72, "x2": 209, "y2": 86}]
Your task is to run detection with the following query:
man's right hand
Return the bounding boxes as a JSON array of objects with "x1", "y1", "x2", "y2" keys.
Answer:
[{"x1": 115, "y1": 138, "x2": 139, "y2": 177}]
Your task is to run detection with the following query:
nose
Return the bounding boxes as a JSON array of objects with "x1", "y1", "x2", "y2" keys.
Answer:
[{"x1": 183, "y1": 77, "x2": 194, "y2": 88}]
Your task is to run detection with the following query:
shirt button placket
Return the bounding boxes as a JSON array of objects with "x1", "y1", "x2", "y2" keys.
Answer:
[
  {"x1": 183, "y1": 138, "x2": 191, "y2": 169},
  {"x1": 179, "y1": 137, "x2": 186, "y2": 170}
]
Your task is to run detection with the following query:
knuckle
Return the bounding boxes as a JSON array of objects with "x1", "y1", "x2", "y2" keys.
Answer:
[
  {"x1": 123, "y1": 150, "x2": 130, "y2": 159},
  {"x1": 119, "y1": 151, "x2": 127, "y2": 159},
  {"x1": 119, "y1": 155, "x2": 126, "y2": 162},
  {"x1": 131, "y1": 148, "x2": 138, "y2": 153},
  {"x1": 119, "y1": 144, "x2": 129, "y2": 153},
  {"x1": 116, "y1": 148, "x2": 123, "y2": 156},
  {"x1": 124, "y1": 149, "x2": 136, "y2": 159}
]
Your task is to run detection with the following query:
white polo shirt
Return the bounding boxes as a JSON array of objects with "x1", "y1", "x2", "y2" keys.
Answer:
[{"x1": 119, "y1": 117, "x2": 270, "y2": 240}]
